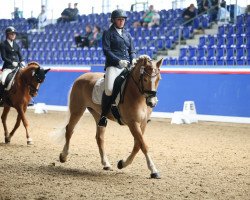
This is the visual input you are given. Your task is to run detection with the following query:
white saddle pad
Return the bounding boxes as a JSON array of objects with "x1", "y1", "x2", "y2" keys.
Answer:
[
  {"x1": 92, "y1": 78, "x2": 105, "y2": 105},
  {"x1": 92, "y1": 78, "x2": 125, "y2": 105}
]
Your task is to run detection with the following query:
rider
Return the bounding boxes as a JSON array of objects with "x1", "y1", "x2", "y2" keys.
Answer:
[
  {"x1": 98, "y1": 9, "x2": 136, "y2": 127},
  {"x1": 0, "y1": 26, "x2": 25, "y2": 101}
]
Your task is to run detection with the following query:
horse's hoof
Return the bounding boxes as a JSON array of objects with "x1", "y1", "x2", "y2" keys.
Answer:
[
  {"x1": 117, "y1": 160, "x2": 123, "y2": 169},
  {"x1": 5, "y1": 137, "x2": 10, "y2": 144},
  {"x1": 103, "y1": 166, "x2": 112, "y2": 171},
  {"x1": 150, "y1": 173, "x2": 161, "y2": 179},
  {"x1": 59, "y1": 153, "x2": 67, "y2": 163},
  {"x1": 27, "y1": 138, "x2": 33, "y2": 145}
]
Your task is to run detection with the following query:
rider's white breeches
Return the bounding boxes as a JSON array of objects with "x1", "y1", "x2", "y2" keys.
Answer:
[
  {"x1": 0, "y1": 69, "x2": 12, "y2": 85},
  {"x1": 104, "y1": 67, "x2": 124, "y2": 96}
]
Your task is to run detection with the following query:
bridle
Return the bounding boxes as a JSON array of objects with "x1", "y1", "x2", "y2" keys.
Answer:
[
  {"x1": 131, "y1": 63, "x2": 160, "y2": 106},
  {"x1": 28, "y1": 69, "x2": 45, "y2": 97}
]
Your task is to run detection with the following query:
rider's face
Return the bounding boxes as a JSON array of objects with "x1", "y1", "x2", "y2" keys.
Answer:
[
  {"x1": 7, "y1": 32, "x2": 16, "y2": 41},
  {"x1": 114, "y1": 18, "x2": 125, "y2": 28}
]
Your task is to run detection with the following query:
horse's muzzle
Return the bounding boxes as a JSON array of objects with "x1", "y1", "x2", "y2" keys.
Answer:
[{"x1": 146, "y1": 96, "x2": 158, "y2": 108}]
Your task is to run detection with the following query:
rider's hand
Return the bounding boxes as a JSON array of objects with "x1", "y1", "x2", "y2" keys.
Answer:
[
  {"x1": 12, "y1": 62, "x2": 18, "y2": 67},
  {"x1": 20, "y1": 61, "x2": 26, "y2": 67},
  {"x1": 132, "y1": 58, "x2": 137, "y2": 65},
  {"x1": 119, "y1": 60, "x2": 129, "y2": 68}
]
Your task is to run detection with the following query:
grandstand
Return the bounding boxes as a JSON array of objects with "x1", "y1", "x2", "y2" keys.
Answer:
[{"x1": 0, "y1": 5, "x2": 248, "y2": 67}]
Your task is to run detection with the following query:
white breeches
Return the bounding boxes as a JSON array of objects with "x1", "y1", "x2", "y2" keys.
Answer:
[
  {"x1": 104, "y1": 67, "x2": 124, "y2": 96},
  {"x1": 0, "y1": 69, "x2": 12, "y2": 85}
]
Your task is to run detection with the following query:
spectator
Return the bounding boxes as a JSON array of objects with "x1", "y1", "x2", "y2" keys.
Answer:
[
  {"x1": 71, "y1": 3, "x2": 79, "y2": 21},
  {"x1": 182, "y1": 4, "x2": 197, "y2": 26},
  {"x1": 197, "y1": 0, "x2": 212, "y2": 14},
  {"x1": 210, "y1": 0, "x2": 219, "y2": 22},
  {"x1": 246, "y1": 5, "x2": 250, "y2": 14},
  {"x1": 13, "y1": 7, "x2": 22, "y2": 19},
  {"x1": 133, "y1": 5, "x2": 156, "y2": 27},
  {"x1": 220, "y1": 0, "x2": 227, "y2": 8},
  {"x1": 74, "y1": 24, "x2": 92, "y2": 47},
  {"x1": 218, "y1": 1, "x2": 230, "y2": 21},
  {"x1": 148, "y1": 11, "x2": 160, "y2": 28},
  {"x1": 89, "y1": 25, "x2": 102, "y2": 47},
  {"x1": 57, "y1": 3, "x2": 78, "y2": 23},
  {"x1": 37, "y1": 5, "x2": 47, "y2": 30}
]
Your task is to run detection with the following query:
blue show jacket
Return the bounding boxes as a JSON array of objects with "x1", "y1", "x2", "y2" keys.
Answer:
[
  {"x1": 0, "y1": 40, "x2": 24, "y2": 70},
  {"x1": 102, "y1": 24, "x2": 136, "y2": 69}
]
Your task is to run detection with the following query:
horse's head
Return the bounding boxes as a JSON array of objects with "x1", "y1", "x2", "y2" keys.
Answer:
[
  {"x1": 132, "y1": 55, "x2": 163, "y2": 108},
  {"x1": 22, "y1": 62, "x2": 50, "y2": 97}
]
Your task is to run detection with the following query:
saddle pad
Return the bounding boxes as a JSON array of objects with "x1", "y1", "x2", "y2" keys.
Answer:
[
  {"x1": 92, "y1": 78, "x2": 105, "y2": 105},
  {"x1": 92, "y1": 78, "x2": 124, "y2": 105}
]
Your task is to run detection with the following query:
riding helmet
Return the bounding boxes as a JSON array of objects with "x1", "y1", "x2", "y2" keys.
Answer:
[
  {"x1": 5, "y1": 26, "x2": 17, "y2": 35},
  {"x1": 111, "y1": 9, "x2": 127, "y2": 22}
]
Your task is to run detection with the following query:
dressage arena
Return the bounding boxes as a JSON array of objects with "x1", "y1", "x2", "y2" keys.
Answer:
[{"x1": 0, "y1": 109, "x2": 249, "y2": 200}]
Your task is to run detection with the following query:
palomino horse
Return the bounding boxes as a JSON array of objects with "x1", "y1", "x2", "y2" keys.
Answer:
[
  {"x1": 55, "y1": 55, "x2": 163, "y2": 178},
  {"x1": 1, "y1": 62, "x2": 49, "y2": 145}
]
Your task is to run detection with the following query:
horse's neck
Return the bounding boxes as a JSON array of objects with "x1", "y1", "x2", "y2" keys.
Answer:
[
  {"x1": 21, "y1": 67, "x2": 35, "y2": 81},
  {"x1": 127, "y1": 67, "x2": 145, "y2": 100}
]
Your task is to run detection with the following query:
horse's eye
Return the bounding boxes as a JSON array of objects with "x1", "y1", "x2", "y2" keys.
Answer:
[{"x1": 143, "y1": 78, "x2": 147, "y2": 82}]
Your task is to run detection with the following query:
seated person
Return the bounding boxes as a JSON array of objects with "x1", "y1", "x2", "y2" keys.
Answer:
[
  {"x1": 182, "y1": 4, "x2": 197, "y2": 26},
  {"x1": 148, "y1": 11, "x2": 160, "y2": 28},
  {"x1": 57, "y1": 3, "x2": 78, "y2": 23},
  {"x1": 88, "y1": 25, "x2": 102, "y2": 47},
  {"x1": 133, "y1": 5, "x2": 156, "y2": 27},
  {"x1": 74, "y1": 25, "x2": 92, "y2": 47}
]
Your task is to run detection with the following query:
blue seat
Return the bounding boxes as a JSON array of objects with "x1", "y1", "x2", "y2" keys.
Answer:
[
  {"x1": 217, "y1": 36, "x2": 226, "y2": 46},
  {"x1": 207, "y1": 47, "x2": 216, "y2": 59},
  {"x1": 197, "y1": 47, "x2": 207, "y2": 59},
  {"x1": 188, "y1": 47, "x2": 197, "y2": 59},
  {"x1": 226, "y1": 36, "x2": 236, "y2": 47},
  {"x1": 216, "y1": 47, "x2": 226, "y2": 59},
  {"x1": 236, "y1": 48, "x2": 246, "y2": 60}
]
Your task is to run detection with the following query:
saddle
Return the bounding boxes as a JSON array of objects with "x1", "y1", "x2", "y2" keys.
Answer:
[
  {"x1": 92, "y1": 68, "x2": 130, "y2": 125},
  {"x1": 4, "y1": 68, "x2": 19, "y2": 91},
  {"x1": 0, "y1": 68, "x2": 19, "y2": 106}
]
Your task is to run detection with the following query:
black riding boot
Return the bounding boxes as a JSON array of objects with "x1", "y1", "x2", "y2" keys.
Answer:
[
  {"x1": 98, "y1": 93, "x2": 113, "y2": 127},
  {"x1": 0, "y1": 84, "x2": 5, "y2": 106}
]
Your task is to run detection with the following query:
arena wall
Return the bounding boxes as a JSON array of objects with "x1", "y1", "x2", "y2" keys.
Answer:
[{"x1": 35, "y1": 65, "x2": 250, "y2": 123}]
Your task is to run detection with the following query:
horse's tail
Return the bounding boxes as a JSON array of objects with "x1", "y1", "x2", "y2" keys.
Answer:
[{"x1": 49, "y1": 87, "x2": 72, "y2": 145}]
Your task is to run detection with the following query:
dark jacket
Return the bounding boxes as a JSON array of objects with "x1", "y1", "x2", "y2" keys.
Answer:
[
  {"x1": 0, "y1": 40, "x2": 24, "y2": 70},
  {"x1": 102, "y1": 25, "x2": 136, "y2": 69}
]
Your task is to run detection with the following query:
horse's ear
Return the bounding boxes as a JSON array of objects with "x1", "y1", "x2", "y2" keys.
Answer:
[
  {"x1": 156, "y1": 58, "x2": 164, "y2": 68},
  {"x1": 44, "y1": 68, "x2": 50, "y2": 74}
]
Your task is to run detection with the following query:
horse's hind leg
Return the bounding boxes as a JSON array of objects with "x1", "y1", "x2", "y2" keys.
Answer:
[
  {"x1": 7, "y1": 114, "x2": 22, "y2": 143},
  {"x1": 1, "y1": 106, "x2": 10, "y2": 143},
  {"x1": 60, "y1": 107, "x2": 86, "y2": 163},
  {"x1": 88, "y1": 108, "x2": 112, "y2": 170}
]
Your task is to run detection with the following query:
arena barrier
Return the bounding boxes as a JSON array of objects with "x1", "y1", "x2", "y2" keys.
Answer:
[{"x1": 34, "y1": 65, "x2": 250, "y2": 123}]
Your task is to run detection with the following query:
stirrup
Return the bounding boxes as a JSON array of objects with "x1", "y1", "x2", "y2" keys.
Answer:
[{"x1": 98, "y1": 116, "x2": 107, "y2": 127}]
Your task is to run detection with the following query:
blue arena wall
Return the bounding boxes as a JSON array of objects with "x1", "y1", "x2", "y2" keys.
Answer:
[{"x1": 35, "y1": 65, "x2": 250, "y2": 118}]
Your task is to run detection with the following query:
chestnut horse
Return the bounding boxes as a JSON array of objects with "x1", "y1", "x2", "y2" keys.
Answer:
[
  {"x1": 1, "y1": 62, "x2": 49, "y2": 145},
  {"x1": 54, "y1": 56, "x2": 163, "y2": 178}
]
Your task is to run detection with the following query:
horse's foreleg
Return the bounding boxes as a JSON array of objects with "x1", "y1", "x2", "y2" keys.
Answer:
[
  {"x1": 16, "y1": 105, "x2": 32, "y2": 145},
  {"x1": 121, "y1": 122, "x2": 160, "y2": 179},
  {"x1": 88, "y1": 108, "x2": 112, "y2": 170},
  {"x1": 1, "y1": 106, "x2": 11, "y2": 143},
  {"x1": 117, "y1": 139, "x2": 140, "y2": 169},
  {"x1": 60, "y1": 109, "x2": 85, "y2": 163}
]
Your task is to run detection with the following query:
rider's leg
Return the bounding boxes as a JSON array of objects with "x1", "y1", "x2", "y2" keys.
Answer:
[
  {"x1": 98, "y1": 66, "x2": 123, "y2": 127},
  {"x1": 0, "y1": 69, "x2": 12, "y2": 102}
]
